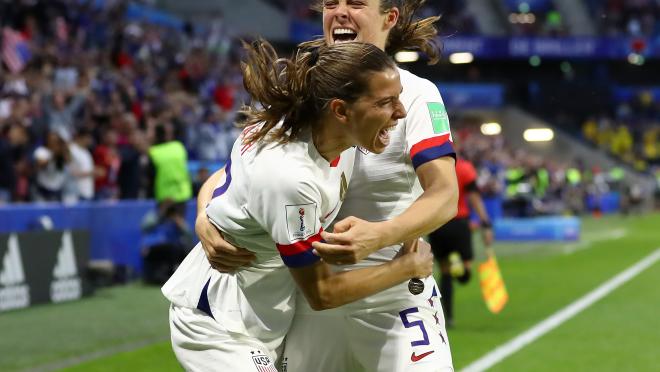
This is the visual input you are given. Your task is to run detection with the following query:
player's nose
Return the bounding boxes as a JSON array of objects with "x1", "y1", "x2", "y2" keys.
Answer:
[{"x1": 393, "y1": 100, "x2": 406, "y2": 120}]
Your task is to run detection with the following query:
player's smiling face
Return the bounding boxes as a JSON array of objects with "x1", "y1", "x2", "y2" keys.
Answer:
[
  {"x1": 345, "y1": 68, "x2": 405, "y2": 154},
  {"x1": 322, "y1": 0, "x2": 399, "y2": 50}
]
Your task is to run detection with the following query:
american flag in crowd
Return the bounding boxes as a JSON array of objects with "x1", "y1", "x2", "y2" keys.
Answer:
[{"x1": 2, "y1": 27, "x2": 32, "y2": 73}]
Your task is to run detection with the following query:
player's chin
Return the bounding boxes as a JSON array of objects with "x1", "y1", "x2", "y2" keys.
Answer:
[{"x1": 367, "y1": 138, "x2": 388, "y2": 154}]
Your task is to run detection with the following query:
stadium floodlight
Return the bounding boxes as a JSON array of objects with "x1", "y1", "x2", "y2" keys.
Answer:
[
  {"x1": 627, "y1": 53, "x2": 645, "y2": 66},
  {"x1": 449, "y1": 52, "x2": 474, "y2": 64},
  {"x1": 523, "y1": 128, "x2": 554, "y2": 142},
  {"x1": 529, "y1": 55, "x2": 541, "y2": 67},
  {"x1": 481, "y1": 122, "x2": 502, "y2": 136},
  {"x1": 518, "y1": 2, "x2": 530, "y2": 13},
  {"x1": 394, "y1": 51, "x2": 419, "y2": 63}
]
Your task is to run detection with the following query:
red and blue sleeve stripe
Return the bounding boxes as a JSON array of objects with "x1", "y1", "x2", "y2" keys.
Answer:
[
  {"x1": 409, "y1": 134, "x2": 456, "y2": 170},
  {"x1": 276, "y1": 228, "x2": 323, "y2": 268}
]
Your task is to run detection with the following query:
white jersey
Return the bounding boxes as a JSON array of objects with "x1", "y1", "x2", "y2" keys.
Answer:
[
  {"x1": 285, "y1": 70, "x2": 455, "y2": 372},
  {"x1": 162, "y1": 127, "x2": 355, "y2": 351}
]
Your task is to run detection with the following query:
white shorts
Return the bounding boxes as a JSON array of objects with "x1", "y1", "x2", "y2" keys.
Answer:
[
  {"x1": 169, "y1": 304, "x2": 282, "y2": 372},
  {"x1": 283, "y1": 277, "x2": 453, "y2": 372}
]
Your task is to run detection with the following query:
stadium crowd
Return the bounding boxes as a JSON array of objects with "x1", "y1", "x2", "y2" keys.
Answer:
[
  {"x1": 454, "y1": 115, "x2": 646, "y2": 217},
  {"x1": 588, "y1": 0, "x2": 660, "y2": 37},
  {"x1": 504, "y1": 0, "x2": 567, "y2": 37},
  {"x1": 0, "y1": 0, "x2": 244, "y2": 203},
  {"x1": 581, "y1": 90, "x2": 660, "y2": 172},
  {"x1": 1, "y1": 0, "x2": 658, "y2": 211}
]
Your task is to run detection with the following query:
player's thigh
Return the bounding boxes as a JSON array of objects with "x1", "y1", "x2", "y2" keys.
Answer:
[
  {"x1": 348, "y1": 280, "x2": 453, "y2": 372},
  {"x1": 283, "y1": 310, "x2": 359, "y2": 372},
  {"x1": 169, "y1": 304, "x2": 278, "y2": 372}
]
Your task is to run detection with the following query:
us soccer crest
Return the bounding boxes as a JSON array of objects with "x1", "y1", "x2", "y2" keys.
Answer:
[{"x1": 250, "y1": 350, "x2": 277, "y2": 372}]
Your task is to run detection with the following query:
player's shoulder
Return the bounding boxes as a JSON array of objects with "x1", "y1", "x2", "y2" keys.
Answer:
[
  {"x1": 397, "y1": 67, "x2": 440, "y2": 97},
  {"x1": 249, "y1": 141, "x2": 318, "y2": 192}
]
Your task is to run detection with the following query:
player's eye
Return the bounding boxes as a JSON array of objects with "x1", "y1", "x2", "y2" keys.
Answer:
[
  {"x1": 377, "y1": 99, "x2": 392, "y2": 107},
  {"x1": 348, "y1": 0, "x2": 367, "y2": 8},
  {"x1": 324, "y1": 0, "x2": 338, "y2": 9}
]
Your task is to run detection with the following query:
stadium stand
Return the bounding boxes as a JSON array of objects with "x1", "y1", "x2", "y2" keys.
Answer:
[
  {"x1": 2, "y1": 4, "x2": 660, "y2": 371},
  {"x1": 1, "y1": 0, "x2": 658, "y2": 275},
  {"x1": 0, "y1": 0, "x2": 245, "y2": 203}
]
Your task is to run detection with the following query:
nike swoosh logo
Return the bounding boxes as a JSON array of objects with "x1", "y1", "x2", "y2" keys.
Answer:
[{"x1": 411, "y1": 350, "x2": 435, "y2": 362}]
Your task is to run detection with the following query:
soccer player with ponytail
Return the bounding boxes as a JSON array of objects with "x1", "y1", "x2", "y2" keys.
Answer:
[
  {"x1": 197, "y1": 1, "x2": 458, "y2": 370},
  {"x1": 163, "y1": 40, "x2": 434, "y2": 371}
]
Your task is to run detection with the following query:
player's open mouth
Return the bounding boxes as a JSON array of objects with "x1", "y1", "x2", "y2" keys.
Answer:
[
  {"x1": 332, "y1": 28, "x2": 358, "y2": 44},
  {"x1": 378, "y1": 124, "x2": 396, "y2": 146}
]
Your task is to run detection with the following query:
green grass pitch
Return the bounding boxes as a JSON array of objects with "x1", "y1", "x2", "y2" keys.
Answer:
[{"x1": 1, "y1": 213, "x2": 659, "y2": 371}]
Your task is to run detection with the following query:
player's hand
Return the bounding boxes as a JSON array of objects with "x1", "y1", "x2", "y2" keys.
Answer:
[
  {"x1": 399, "y1": 237, "x2": 432, "y2": 255},
  {"x1": 481, "y1": 227, "x2": 494, "y2": 246},
  {"x1": 416, "y1": 238, "x2": 432, "y2": 256},
  {"x1": 311, "y1": 216, "x2": 386, "y2": 265},
  {"x1": 195, "y1": 213, "x2": 256, "y2": 272},
  {"x1": 399, "y1": 240, "x2": 434, "y2": 278}
]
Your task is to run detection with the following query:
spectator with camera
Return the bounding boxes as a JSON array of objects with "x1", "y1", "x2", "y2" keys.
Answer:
[{"x1": 140, "y1": 198, "x2": 193, "y2": 285}]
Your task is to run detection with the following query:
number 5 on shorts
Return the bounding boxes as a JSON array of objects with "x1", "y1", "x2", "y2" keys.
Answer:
[{"x1": 399, "y1": 307, "x2": 430, "y2": 346}]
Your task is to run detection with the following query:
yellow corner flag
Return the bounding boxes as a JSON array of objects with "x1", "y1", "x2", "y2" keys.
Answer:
[{"x1": 478, "y1": 248, "x2": 508, "y2": 314}]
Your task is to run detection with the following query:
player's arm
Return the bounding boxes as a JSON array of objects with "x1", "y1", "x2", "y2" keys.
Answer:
[
  {"x1": 195, "y1": 167, "x2": 256, "y2": 272},
  {"x1": 467, "y1": 183, "x2": 494, "y2": 246},
  {"x1": 256, "y1": 174, "x2": 433, "y2": 310},
  {"x1": 384, "y1": 156, "x2": 457, "y2": 243},
  {"x1": 196, "y1": 167, "x2": 224, "y2": 214},
  {"x1": 289, "y1": 246, "x2": 432, "y2": 310},
  {"x1": 313, "y1": 157, "x2": 456, "y2": 264}
]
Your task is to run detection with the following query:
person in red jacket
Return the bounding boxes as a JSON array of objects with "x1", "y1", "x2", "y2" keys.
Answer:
[{"x1": 429, "y1": 154, "x2": 493, "y2": 327}]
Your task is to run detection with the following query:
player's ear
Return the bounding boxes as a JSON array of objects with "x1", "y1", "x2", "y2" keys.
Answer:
[
  {"x1": 383, "y1": 6, "x2": 399, "y2": 30},
  {"x1": 329, "y1": 98, "x2": 349, "y2": 124}
]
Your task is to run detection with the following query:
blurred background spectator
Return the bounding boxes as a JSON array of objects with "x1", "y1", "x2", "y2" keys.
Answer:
[
  {"x1": 146, "y1": 123, "x2": 192, "y2": 213},
  {"x1": 0, "y1": 0, "x2": 245, "y2": 204},
  {"x1": 0, "y1": 0, "x2": 657, "y2": 216},
  {"x1": 140, "y1": 197, "x2": 192, "y2": 285}
]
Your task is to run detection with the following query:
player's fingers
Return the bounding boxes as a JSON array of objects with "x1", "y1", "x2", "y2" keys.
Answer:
[
  {"x1": 311, "y1": 241, "x2": 338, "y2": 255},
  {"x1": 420, "y1": 250, "x2": 434, "y2": 261},
  {"x1": 210, "y1": 242, "x2": 257, "y2": 257},
  {"x1": 319, "y1": 231, "x2": 352, "y2": 245},
  {"x1": 311, "y1": 240, "x2": 352, "y2": 253},
  {"x1": 210, "y1": 262, "x2": 240, "y2": 273},
  {"x1": 311, "y1": 242, "x2": 351, "y2": 257},
  {"x1": 417, "y1": 239, "x2": 431, "y2": 253},
  {"x1": 207, "y1": 254, "x2": 254, "y2": 267},
  {"x1": 331, "y1": 217, "x2": 356, "y2": 233}
]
